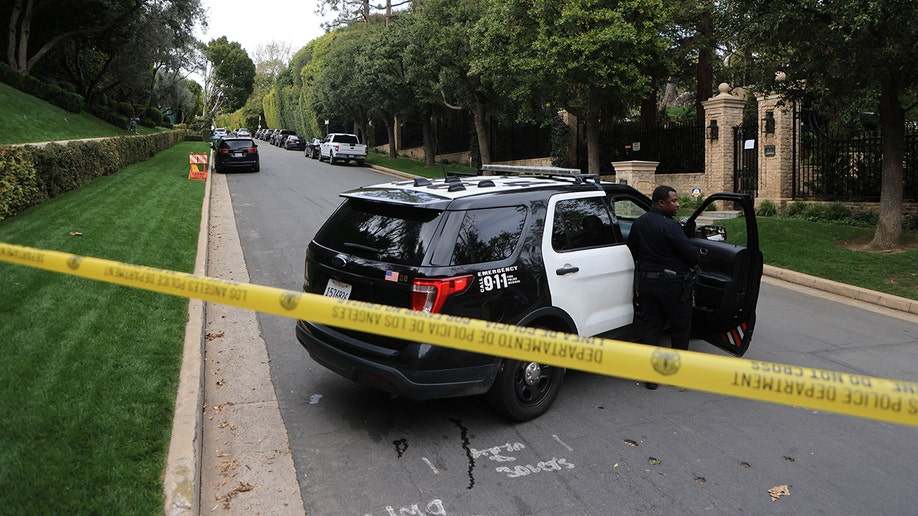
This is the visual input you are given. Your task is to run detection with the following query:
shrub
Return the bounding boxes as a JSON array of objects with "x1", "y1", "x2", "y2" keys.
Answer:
[
  {"x1": 756, "y1": 199, "x2": 777, "y2": 217},
  {"x1": 0, "y1": 62, "x2": 83, "y2": 113},
  {"x1": 802, "y1": 203, "x2": 826, "y2": 221},
  {"x1": 903, "y1": 213, "x2": 918, "y2": 231},
  {"x1": 145, "y1": 107, "x2": 163, "y2": 126},
  {"x1": 116, "y1": 102, "x2": 135, "y2": 117},
  {"x1": 823, "y1": 202, "x2": 852, "y2": 221},
  {"x1": 782, "y1": 200, "x2": 810, "y2": 217},
  {"x1": 0, "y1": 147, "x2": 43, "y2": 221}
]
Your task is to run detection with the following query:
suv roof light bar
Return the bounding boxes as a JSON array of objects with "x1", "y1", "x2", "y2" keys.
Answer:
[{"x1": 480, "y1": 164, "x2": 599, "y2": 183}]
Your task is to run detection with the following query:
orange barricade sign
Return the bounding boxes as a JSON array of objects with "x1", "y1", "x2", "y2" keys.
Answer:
[{"x1": 188, "y1": 153, "x2": 208, "y2": 181}]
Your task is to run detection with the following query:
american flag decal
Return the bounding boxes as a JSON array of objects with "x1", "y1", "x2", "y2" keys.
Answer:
[{"x1": 385, "y1": 270, "x2": 399, "y2": 282}]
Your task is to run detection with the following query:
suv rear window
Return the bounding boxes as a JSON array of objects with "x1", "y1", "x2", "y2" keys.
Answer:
[
  {"x1": 314, "y1": 199, "x2": 443, "y2": 265},
  {"x1": 221, "y1": 139, "x2": 255, "y2": 150}
]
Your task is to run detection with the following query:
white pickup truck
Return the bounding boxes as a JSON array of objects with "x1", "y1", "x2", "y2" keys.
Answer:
[{"x1": 319, "y1": 133, "x2": 367, "y2": 166}]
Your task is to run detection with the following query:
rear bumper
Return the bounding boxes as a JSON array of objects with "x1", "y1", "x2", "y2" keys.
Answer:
[{"x1": 295, "y1": 320, "x2": 498, "y2": 399}]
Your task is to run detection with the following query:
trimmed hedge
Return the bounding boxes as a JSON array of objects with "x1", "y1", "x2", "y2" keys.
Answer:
[{"x1": 0, "y1": 130, "x2": 187, "y2": 222}]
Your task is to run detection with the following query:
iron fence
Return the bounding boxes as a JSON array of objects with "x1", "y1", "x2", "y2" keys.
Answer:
[
  {"x1": 794, "y1": 111, "x2": 918, "y2": 201},
  {"x1": 587, "y1": 120, "x2": 705, "y2": 175}
]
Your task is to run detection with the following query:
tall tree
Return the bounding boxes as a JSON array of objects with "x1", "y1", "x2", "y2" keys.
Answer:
[
  {"x1": 474, "y1": 0, "x2": 672, "y2": 174},
  {"x1": 723, "y1": 0, "x2": 918, "y2": 249},
  {"x1": 310, "y1": 27, "x2": 373, "y2": 138},
  {"x1": 317, "y1": 0, "x2": 411, "y2": 29},
  {"x1": 203, "y1": 37, "x2": 255, "y2": 113},
  {"x1": 406, "y1": 0, "x2": 501, "y2": 166}
]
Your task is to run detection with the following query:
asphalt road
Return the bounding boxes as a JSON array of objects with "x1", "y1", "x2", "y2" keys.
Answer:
[{"x1": 222, "y1": 141, "x2": 918, "y2": 515}]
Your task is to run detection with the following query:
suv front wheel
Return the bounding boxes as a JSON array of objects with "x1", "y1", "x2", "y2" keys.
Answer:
[{"x1": 486, "y1": 356, "x2": 565, "y2": 422}]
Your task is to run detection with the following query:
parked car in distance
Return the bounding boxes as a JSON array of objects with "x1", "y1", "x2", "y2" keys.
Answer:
[
  {"x1": 213, "y1": 137, "x2": 259, "y2": 173},
  {"x1": 284, "y1": 135, "x2": 306, "y2": 151},
  {"x1": 236, "y1": 128, "x2": 250, "y2": 137},
  {"x1": 211, "y1": 127, "x2": 228, "y2": 141},
  {"x1": 275, "y1": 129, "x2": 297, "y2": 147},
  {"x1": 295, "y1": 167, "x2": 763, "y2": 421},
  {"x1": 318, "y1": 133, "x2": 367, "y2": 166},
  {"x1": 305, "y1": 138, "x2": 322, "y2": 159}
]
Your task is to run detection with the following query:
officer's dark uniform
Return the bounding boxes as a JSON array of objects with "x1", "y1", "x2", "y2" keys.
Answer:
[{"x1": 626, "y1": 205, "x2": 699, "y2": 352}]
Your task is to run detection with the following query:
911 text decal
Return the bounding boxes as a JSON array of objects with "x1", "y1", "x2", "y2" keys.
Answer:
[{"x1": 477, "y1": 265, "x2": 521, "y2": 293}]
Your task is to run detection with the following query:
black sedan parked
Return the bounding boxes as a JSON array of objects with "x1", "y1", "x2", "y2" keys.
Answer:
[
  {"x1": 305, "y1": 137, "x2": 321, "y2": 159},
  {"x1": 213, "y1": 137, "x2": 260, "y2": 173},
  {"x1": 284, "y1": 135, "x2": 306, "y2": 151}
]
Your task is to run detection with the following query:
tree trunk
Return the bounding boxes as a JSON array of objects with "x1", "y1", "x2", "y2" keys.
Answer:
[
  {"x1": 7, "y1": 0, "x2": 25, "y2": 71},
  {"x1": 472, "y1": 98, "x2": 491, "y2": 165},
  {"x1": 868, "y1": 83, "x2": 905, "y2": 249},
  {"x1": 422, "y1": 112, "x2": 436, "y2": 167},
  {"x1": 385, "y1": 116, "x2": 397, "y2": 159},
  {"x1": 695, "y1": 9, "x2": 714, "y2": 125},
  {"x1": 585, "y1": 112, "x2": 601, "y2": 176}
]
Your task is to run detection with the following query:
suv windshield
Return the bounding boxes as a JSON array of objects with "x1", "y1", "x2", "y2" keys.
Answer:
[{"x1": 315, "y1": 200, "x2": 443, "y2": 265}]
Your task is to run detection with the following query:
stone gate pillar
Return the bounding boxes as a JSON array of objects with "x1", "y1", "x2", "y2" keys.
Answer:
[
  {"x1": 701, "y1": 83, "x2": 746, "y2": 201},
  {"x1": 756, "y1": 93, "x2": 795, "y2": 206}
]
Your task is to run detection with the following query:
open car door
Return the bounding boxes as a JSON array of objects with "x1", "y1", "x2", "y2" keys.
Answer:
[{"x1": 685, "y1": 193, "x2": 763, "y2": 357}]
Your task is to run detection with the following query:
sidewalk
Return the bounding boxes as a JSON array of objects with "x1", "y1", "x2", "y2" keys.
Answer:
[{"x1": 162, "y1": 167, "x2": 918, "y2": 514}]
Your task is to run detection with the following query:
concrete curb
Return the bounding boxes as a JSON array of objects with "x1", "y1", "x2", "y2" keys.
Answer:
[
  {"x1": 763, "y1": 264, "x2": 918, "y2": 317},
  {"x1": 162, "y1": 160, "x2": 211, "y2": 515}
]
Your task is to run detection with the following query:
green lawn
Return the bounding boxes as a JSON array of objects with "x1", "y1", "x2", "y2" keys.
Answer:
[
  {"x1": 0, "y1": 141, "x2": 209, "y2": 514},
  {"x1": 0, "y1": 81, "x2": 154, "y2": 144}
]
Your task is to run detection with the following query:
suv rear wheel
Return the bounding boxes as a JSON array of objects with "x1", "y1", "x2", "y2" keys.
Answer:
[{"x1": 485, "y1": 323, "x2": 566, "y2": 422}]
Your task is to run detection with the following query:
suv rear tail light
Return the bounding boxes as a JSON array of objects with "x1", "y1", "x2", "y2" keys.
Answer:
[{"x1": 411, "y1": 275, "x2": 473, "y2": 313}]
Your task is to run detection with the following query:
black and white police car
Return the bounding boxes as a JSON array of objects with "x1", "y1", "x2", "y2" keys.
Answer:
[{"x1": 295, "y1": 166, "x2": 763, "y2": 421}]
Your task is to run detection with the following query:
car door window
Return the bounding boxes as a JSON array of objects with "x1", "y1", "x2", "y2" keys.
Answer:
[
  {"x1": 551, "y1": 197, "x2": 617, "y2": 251},
  {"x1": 609, "y1": 196, "x2": 647, "y2": 241}
]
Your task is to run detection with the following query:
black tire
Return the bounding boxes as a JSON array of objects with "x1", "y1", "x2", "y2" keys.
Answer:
[
  {"x1": 356, "y1": 159, "x2": 365, "y2": 167},
  {"x1": 485, "y1": 354, "x2": 565, "y2": 422}
]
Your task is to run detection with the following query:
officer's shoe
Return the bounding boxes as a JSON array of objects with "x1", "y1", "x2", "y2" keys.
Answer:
[{"x1": 645, "y1": 382, "x2": 658, "y2": 390}]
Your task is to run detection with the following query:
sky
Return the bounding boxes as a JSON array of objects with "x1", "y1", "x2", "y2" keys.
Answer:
[{"x1": 196, "y1": 0, "x2": 329, "y2": 58}]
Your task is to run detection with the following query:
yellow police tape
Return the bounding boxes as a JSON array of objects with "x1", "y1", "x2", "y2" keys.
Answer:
[{"x1": 2, "y1": 241, "x2": 917, "y2": 426}]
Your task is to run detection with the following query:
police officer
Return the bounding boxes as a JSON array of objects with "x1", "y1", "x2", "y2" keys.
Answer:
[{"x1": 627, "y1": 185, "x2": 699, "y2": 389}]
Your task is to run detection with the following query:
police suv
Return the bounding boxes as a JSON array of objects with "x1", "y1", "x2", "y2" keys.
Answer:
[{"x1": 296, "y1": 166, "x2": 762, "y2": 421}]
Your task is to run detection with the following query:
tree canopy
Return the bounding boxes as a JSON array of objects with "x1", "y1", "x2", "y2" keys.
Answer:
[{"x1": 722, "y1": 0, "x2": 918, "y2": 246}]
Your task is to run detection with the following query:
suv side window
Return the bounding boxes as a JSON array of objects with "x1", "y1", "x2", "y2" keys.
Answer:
[
  {"x1": 552, "y1": 197, "x2": 616, "y2": 251},
  {"x1": 450, "y1": 206, "x2": 527, "y2": 265},
  {"x1": 609, "y1": 196, "x2": 647, "y2": 241}
]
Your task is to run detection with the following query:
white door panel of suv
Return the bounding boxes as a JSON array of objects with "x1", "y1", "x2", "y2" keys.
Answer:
[{"x1": 543, "y1": 192, "x2": 635, "y2": 336}]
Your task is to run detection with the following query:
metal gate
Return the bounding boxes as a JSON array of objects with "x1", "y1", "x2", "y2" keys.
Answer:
[{"x1": 733, "y1": 123, "x2": 758, "y2": 196}]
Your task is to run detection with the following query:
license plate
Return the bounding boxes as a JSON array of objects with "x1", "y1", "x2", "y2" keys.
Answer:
[
  {"x1": 232, "y1": 152, "x2": 243, "y2": 158},
  {"x1": 324, "y1": 278, "x2": 352, "y2": 299}
]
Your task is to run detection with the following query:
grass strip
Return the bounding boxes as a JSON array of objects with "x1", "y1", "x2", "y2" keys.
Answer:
[
  {"x1": 366, "y1": 150, "x2": 477, "y2": 178},
  {"x1": 0, "y1": 82, "x2": 153, "y2": 145},
  {"x1": 720, "y1": 216, "x2": 917, "y2": 300},
  {"x1": 0, "y1": 141, "x2": 209, "y2": 514}
]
